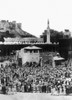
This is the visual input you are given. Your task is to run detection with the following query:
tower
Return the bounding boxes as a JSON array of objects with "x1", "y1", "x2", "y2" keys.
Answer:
[{"x1": 46, "y1": 20, "x2": 50, "y2": 43}]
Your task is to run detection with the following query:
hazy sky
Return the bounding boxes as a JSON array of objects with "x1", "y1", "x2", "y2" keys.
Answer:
[{"x1": 0, "y1": 0, "x2": 72, "y2": 37}]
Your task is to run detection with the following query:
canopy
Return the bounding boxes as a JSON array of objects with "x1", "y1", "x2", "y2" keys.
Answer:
[
  {"x1": 53, "y1": 56, "x2": 64, "y2": 61},
  {"x1": 24, "y1": 46, "x2": 42, "y2": 50}
]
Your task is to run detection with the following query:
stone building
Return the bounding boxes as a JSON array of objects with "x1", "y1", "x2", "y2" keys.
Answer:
[
  {"x1": 16, "y1": 46, "x2": 41, "y2": 65},
  {"x1": 0, "y1": 20, "x2": 22, "y2": 32}
]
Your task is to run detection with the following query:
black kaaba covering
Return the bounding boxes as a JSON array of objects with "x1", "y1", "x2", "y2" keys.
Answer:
[{"x1": 59, "y1": 38, "x2": 72, "y2": 59}]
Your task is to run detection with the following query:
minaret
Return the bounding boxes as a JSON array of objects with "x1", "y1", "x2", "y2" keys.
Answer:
[{"x1": 46, "y1": 20, "x2": 50, "y2": 43}]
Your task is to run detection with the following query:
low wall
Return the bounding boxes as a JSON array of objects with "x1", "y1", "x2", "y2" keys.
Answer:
[{"x1": 0, "y1": 93, "x2": 72, "y2": 100}]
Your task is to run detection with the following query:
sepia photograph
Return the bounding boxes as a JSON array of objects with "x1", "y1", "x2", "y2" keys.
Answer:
[{"x1": 0, "y1": 0, "x2": 72, "y2": 100}]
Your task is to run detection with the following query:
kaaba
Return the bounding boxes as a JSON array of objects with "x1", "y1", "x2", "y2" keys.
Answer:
[{"x1": 59, "y1": 38, "x2": 72, "y2": 59}]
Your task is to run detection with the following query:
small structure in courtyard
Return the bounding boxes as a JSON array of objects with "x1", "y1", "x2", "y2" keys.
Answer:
[
  {"x1": 52, "y1": 53, "x2": 64, "y2": 67},
  {"x1": 16, "y1": 46, "x2": 42, "y2": 65}
]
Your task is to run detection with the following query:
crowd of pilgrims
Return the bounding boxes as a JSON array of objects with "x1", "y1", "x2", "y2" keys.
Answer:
[{"x1": 0, "y1": 55, "x2": 72, "y2": 95}]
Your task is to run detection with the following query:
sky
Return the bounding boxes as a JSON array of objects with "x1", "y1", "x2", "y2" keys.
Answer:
[{"x1": 0, "y1": 0, "x2": 72, "y2": 37}]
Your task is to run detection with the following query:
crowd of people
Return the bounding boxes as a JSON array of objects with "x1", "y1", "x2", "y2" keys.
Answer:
[{"x1": 0, "y1": 52, "x2": 72, "y2": 96}]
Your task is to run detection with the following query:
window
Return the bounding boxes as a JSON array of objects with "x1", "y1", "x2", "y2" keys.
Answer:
[
  {"x1": 34, "y1": 50, "x2": 38, "y2": 53},
  {"x1": 24, "y1": 49, "x2": 28, "y2": 53},
  {"x1": 30, "y1": 50, "x2": 32, "y2": 53}
]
